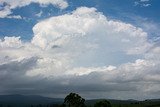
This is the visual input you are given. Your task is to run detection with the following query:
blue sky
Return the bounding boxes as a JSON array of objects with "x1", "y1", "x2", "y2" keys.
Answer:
[
  {"x1": 0, "y1": 0, "x2": 160, "y2": 40},
  {"x1": 0, "y1": 0, "x2": 160, "y2": 100}
]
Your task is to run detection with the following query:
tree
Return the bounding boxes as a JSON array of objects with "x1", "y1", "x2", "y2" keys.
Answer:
[
  {"x1": 63, "y1": 93, "x2": 86, "y2": 107},
  {"x1": 94, "y1": 100, "x2": 112, "y2": 107}
]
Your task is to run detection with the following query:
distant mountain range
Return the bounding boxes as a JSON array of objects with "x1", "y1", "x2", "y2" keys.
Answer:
[
  {"x1": 0, "y1": 94, "x2": 160, "y2": 107},
  {"x1": 0, "y1": 94, "x2": 63, "y2": 106}
]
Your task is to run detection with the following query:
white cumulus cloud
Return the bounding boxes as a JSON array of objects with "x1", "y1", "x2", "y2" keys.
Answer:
[{"x1": 0, "y1": 0, "x2": 68, "y2": 18}]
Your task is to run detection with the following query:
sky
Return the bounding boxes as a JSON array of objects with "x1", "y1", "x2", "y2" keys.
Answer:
[{"x1": 0, "y1": 0, "x2": 160, "y2": 100}]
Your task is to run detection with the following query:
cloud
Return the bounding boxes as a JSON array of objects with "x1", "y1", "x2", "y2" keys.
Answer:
[
  {"x1": 119, "y1": 14, "x2": 160, "y2": 42},
  {"x1": 32, "y1": 7, "x2": 151, "y2": 54},
  {"x1": 0, "y1": 7, "x2": 160, "y2": 99},
  {"x1": 35, "y1": 10, "x2": 43, "y2": 17},
  {"x1": 0, "y1": 0, "x2": 68, "y2": 18},
  {"x1": 134, "y1": 0, "x2": 151, "y2": 7},
  {"x1": 140, "y1": 0, "x2": 150, "y2": 2},
  {"x1": 6, "y1": 15, "x2": 23, "y2": 19},
  {"x1": 142, "y1": 3, "x2": 151, "y2": 7}
]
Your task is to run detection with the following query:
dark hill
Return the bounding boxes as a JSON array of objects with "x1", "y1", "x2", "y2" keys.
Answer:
[{"x1": 0, "y1": 94, "x2": 63, "y2": 106}]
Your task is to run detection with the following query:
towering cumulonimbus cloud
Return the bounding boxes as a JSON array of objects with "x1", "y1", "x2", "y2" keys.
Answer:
[{"x1": 0, "y1": 7, "x2": 160, "y2": 99}]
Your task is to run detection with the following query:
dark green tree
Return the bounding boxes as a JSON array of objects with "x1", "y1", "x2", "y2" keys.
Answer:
[
  {"x1": 63, "y1": 93, "x2": 86, "y2": 107},
  {"x1": 94, "y1": 100, "x2": 112, "y2": 107}
]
